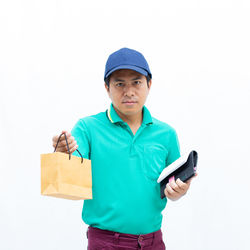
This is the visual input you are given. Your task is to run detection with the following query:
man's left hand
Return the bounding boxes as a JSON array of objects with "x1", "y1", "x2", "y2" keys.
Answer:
[{"x1": 164, "y1": 173, "x2": 197, "y2": 201}]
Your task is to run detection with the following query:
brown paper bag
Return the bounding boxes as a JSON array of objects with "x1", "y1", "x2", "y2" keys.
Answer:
[{"x1": 41, "y1": 133, "x2": 92, "y2": 200}]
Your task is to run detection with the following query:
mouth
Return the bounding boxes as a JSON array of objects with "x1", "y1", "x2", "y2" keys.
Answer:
[{"x1": 122, "y1": 101, "x2": 137, "y2": 105}]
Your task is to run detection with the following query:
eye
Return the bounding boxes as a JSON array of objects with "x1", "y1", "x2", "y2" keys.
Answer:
[
  {"x1": 115, "y1": 82, "x2": 124, "y2": 87},
  {"x1": 134, "y1": 81, "x2": 141, "y2": 85}
]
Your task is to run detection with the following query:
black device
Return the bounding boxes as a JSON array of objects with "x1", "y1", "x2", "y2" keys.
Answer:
[{"x1": 157, "y1": 150, "x2": 198, "y2": 199}]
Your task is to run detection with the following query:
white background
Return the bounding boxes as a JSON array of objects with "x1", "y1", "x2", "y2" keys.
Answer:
[{"x1": 0, "y1": 1, "x2": 250, "y2": 249}]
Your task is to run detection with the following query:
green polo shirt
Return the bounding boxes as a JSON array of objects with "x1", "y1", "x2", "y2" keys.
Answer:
[{"x1": 71, "y1": 103, "x2": 180, "y2": 234}]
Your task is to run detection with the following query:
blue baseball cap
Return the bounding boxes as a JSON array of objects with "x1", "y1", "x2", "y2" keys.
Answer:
[{"x1": 104, "y1": 48, "x2": 152, "y2": 80}]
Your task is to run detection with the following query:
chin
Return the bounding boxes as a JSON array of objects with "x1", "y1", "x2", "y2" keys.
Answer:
[
  {"x1": 114, "y1": 102, "x2": 143, "y2": 115},
  {"x1": 121, "y1": 107, "x2": 141, "y2": 115}
]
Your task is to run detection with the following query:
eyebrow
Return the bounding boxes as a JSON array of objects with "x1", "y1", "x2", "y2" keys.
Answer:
[
  {"x1": 114, "y1": 78, "x2": 125, "y2": 82},
  {"x1": 131, "y1": 77, "x2": 142, "y2": 80},
  {"x1": 113, "y1": 76, "x2": 142, "y2": 82}
]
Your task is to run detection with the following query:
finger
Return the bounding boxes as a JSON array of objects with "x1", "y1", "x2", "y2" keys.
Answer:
[
  {"x1": 62, "y1": 135, "x2": 75, "y2": 145},
  {"x1": 69, "y1": 144, "x2": 78, "y2": 154},
  {"x1": 54, "y1": 140, "x2": 77, "y2": 151},
  {"x1": 53, "y1": 131, "x2": 71, "y2": 142},
  {"x1": 54, "y1": 139, "x2": 77, "y2": 151},
  {"x1": 53, "y1": 140, "x2": 77, "y2": 149},
  {"x1": 164, "y1": 185, "x2": 172, "y2": 197},
  {"x1": 52, "y1": 135, "x2": 66, "y2": 146},
  {"x1": 53, "y1": 136, "x2": 76, "y2": 148},
  {"x1": 164, "y1": 188, "x2": 172, "y2": 198},
  {"x1": 169, "y1": 180, "x2": 181, "y2": 194},
  {"x1": 56, "y1": 144, "x2": 78, "y2": 154},
  {"x1": 176, "y1": 178, "x2": 189, "y2": 194},
  {"x1": 164, "y1": 185, "x2": 178, "y2": 200},
  {"x1": 59, "y1": 132, "x2": 72, "y2": 142},
  {"x1": 52, "y1": 135, "x2": 59, "y2": 143},
  {"x1": 61, "y1": 131, "x2": 71, "y2": 137},
  {"x1": 52, "y1": 135, "x2": 61, "y2": 149},
  {"x1": 165, "y1": 183, "x2": 176, "y2": 195}
]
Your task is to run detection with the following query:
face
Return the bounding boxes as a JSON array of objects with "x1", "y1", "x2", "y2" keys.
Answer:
[{"x1": 105, "y1": 69, "x2": 152, "y2": 118}]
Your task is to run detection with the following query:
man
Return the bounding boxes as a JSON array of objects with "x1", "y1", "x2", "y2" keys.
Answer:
[{"x1": 52, "y1": 48, "x2": 196, "y2": 249}]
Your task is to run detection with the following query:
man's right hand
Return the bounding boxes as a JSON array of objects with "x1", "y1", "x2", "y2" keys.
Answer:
[{"x1": 52, "y1": 130, "x2": 78, "y2": 154}]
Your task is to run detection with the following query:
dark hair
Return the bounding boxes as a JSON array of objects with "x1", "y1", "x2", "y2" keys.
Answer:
[{"x1": 105, "y1": 74, "x2": 151, "y2": 88}]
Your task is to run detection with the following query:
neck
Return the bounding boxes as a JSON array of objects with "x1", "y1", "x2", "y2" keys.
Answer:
[{"x1": 114, "y1": 106, "x2": 143, "y2": 127}]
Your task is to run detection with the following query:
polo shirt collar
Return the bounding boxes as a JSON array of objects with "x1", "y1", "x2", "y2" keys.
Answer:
[
  {"x1": 107, "y1": 103, "x2": 124, "y2": 123},
  {"x1": 107, "y1": 103, "x2": 153, "y2": 126},
  {"x1": 142, "y1": 105, "x2": 153, "y2": 125}
]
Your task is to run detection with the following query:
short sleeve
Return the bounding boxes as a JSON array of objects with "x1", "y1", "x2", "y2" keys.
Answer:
[
  {"x1": 165, "y1": 129, "x2": 181, "y2": 167},
  {"x1": 71, "y1": 119, "x2": 91, "y2": 159}
]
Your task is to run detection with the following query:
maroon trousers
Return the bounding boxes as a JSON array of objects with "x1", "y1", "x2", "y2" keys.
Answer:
[{"x1": 86, "y1": 226, "x2": 166, "y2": 250}]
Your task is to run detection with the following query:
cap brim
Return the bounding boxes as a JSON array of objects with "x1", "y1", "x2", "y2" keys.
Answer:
[{"x1": 105, "y1": 65, "x2": 149, "y2": 79}]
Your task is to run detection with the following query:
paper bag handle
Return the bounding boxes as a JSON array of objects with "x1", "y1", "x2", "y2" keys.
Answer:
[{"x1": 54, "y1": 133, "x2": 84, "y2": 164}]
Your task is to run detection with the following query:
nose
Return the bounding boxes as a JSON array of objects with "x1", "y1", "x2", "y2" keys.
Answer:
[{"x1": 123, "y1": 85, "x2": 135, "y2": 97}]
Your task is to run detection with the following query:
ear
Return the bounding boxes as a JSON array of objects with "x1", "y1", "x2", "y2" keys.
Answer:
[
  {"x1": 148, "y1": 79, "x2": 152, "y2": 90},
  {"x1": 104, "y1": 82, "x2": 109, "y2": 92}
]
